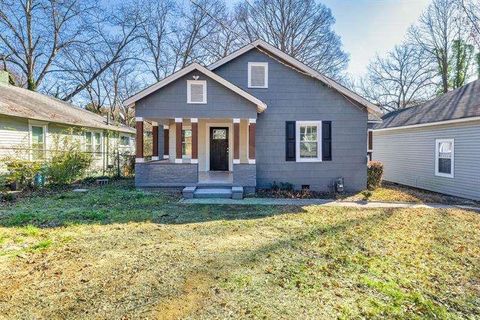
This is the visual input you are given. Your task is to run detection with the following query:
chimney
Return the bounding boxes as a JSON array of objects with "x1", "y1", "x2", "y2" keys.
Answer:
[{"x1": 0, "y1": 70, "x2": 9, "y2": 85}]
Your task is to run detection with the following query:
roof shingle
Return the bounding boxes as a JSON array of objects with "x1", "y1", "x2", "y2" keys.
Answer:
[{"x1": 0, "y1": 84, "x2": 134, "y2": 133}]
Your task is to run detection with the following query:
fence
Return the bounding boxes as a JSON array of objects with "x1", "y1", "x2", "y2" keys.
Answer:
[{"x1": 0, "y1": 146, "x2": 135, "y2": 178}]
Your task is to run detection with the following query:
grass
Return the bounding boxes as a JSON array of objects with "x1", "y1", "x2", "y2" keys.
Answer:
[
  {"x1": 0, "y1": 180, "x2": 479, "y2": 319},
  {"x1": 344, "y1": 182, "x2": 479, "y2": 205}
]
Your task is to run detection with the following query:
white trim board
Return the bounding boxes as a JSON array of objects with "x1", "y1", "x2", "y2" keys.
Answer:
[
  {"x1": 208, "y1": 39, "x2": 381, "y2": 115},
  {"x1": 124, "y1": 63, "x2": 267, "y2": 112},
  {"x1": 373, "y1": 116, "x2": 480, "y2": 132}
]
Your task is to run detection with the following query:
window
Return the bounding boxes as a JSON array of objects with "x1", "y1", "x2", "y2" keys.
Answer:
[
  {"x1": 85, "y1": 131, "x2": 103, "y2": 158},
  {"x1": 120, "y1": 135, "x2": 130, "y2": 146},
  {"x1": 30, "y1": 125, "x2": 46, "y2": 160},
  {"x1": 187, "y1": 80, "x2": 207, "y2": 104},
  {"x1": 248, "y1": 62, "x2": 268, "y2": 88},
  {"x1": 435, "y1": 139, "x2": 454, "y2": 178},
  {"x1": 296, "y1": 121, "x2": 322, "y2": 162},
  {"x1": 182, "y1": 129, "x2": 192, "y2": 158}
]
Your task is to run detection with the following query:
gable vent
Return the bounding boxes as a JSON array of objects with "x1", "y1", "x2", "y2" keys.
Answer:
[
  {"x1": 248, "y1": 63, "x2": 268, "y2": 88},
  {"x1": 187, "y1": 80, "x2": 206, "y2": 104}
]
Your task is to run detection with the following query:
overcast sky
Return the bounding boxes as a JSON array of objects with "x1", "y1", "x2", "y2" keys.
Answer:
[{"x1": 321, "y1": 0, "x2": 430, "y2": 78}]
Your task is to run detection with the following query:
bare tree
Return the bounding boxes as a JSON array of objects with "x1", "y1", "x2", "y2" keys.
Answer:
[
  {"x1": 170, "y1": 0, "x2": 226, "y2": 70},
  {"x1": 59, "y1": 1, "x2": 145, "y2": 101},
  {"x1": 139, "y1": 0, "x2": 175, "y2": 81},
  {"x1": 408, "y1": 0, "x2": 466, "y2": 93},
  {"x1": 234, "y1": 0, "x2": 349, "y2": 79},
  {"x1": 200, "y1": 12, "x2": 243, "y2": 62},
  {"x1": 460, "y1": 0, "x2": 480, "y2": 49},
  {"x1": 359, "y1": 44, "x2": 436, "y2": 112},
  {"x1": 0, "y1": 0, "x2": 95, "y2": 90}
]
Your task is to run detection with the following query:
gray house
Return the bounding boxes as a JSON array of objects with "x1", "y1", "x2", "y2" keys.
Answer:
[
  {"x1": 373, "y1": 79, "x2": 480, "y2": 201},
  {"x1": 125, "y1": 40, "x2": 381, "y2": 197}
]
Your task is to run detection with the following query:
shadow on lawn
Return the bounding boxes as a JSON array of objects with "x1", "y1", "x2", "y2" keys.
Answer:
[{"x1": 0, "y1": 183, "x2": 311, "y2": 228}]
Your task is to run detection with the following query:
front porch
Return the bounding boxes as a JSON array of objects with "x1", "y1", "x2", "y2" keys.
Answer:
[{"x1": 134, "y1": 117, "x2": 256, "y2": 192}]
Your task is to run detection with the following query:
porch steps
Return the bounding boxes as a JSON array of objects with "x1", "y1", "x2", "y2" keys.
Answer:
[{"x1": 182, "y1": 186, "x2": 244, "y2": 199}]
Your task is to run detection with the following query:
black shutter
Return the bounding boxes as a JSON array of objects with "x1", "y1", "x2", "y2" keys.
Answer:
[
  {"x1": 322, "y1": 121, "x2": 332, "y2": 161},
  {"x1": 285, "y1": 121, "x2": 296, "y2": 161}
]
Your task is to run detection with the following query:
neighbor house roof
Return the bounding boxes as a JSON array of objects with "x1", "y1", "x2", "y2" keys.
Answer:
[
  {"x1": 124, "y1": 63, "x2": 268, "y2": 112},
  {"x1": 208, "y1": 39, "x2": 382, "y2": 116},
  {"x1": 0, "y1": 83, "x2": 135, "y2": 134},
  {"x1": 375, "y1": 79, "x2": 480, "y2": 130}
]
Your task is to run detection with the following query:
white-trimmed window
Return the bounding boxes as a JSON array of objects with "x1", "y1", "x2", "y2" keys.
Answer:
[
  {"x1": 120, "y1": 135, "x2": 130, "y2": 146},
  {"x1": 435, "y1": 138, "x2": 454, "y2": 178},
  {"x1": 29, "y1": 123, "x2": 47, "y2": 160},
  {"x1": 85, "y1": 131, "x2": 103, "y2": 158},
  {"x1": 187, "y1": 80, "x2": 207, "y2": 104},
  {"x1": 296, "y1": 121, "x2": 322, "y2": 162},
  {"x1": 248, "y1": 62, "x2": 268, "y2": 88}
]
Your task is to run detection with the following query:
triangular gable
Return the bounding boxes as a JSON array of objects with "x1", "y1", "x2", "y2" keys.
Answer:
[
  {"x1": 209, "y1": 39, "x2": 382, "y2": 116},
  {"x1": 124, "y1": 63, "x2": 267, "y2": 112}
]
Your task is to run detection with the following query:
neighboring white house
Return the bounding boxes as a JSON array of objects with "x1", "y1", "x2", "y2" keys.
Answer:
[
  {"x1": 373, "y1": 79, "x2": 480, "y2": 201},
  {"x1": 0, "y1": 80, "x2": 135, "y2": 175}
]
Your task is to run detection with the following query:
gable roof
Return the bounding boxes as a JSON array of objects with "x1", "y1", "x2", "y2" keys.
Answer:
[
  {"x1": 375, "y1": 79, "x2": 480, "y2": 130},
  {"x1": 0, "y1": 83, "x2": 135, "y2": 134},
  {"x1": 124, "y1": 63, "x2": 267, "y2": 112},
  {"x1": 209, "y1": 39, "x2": 382, "y2": 115}
]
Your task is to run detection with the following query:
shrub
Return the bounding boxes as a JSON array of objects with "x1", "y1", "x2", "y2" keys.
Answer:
[
  {"x1": 46, "y1": 149, "x2": 93, "y2": 185},
  {"x1": 4, "y1": 159, "x2": 43, "y2": 189},
  {"x1": 367, "y1": 160, "x2": 384, "y2": 190}
]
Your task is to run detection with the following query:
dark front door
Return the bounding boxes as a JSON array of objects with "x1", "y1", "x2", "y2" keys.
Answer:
[{"x1": 210, "y1": 127, "x2": 229, "y2": 171}]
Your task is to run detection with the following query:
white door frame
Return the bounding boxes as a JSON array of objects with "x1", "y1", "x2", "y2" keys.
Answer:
[{"x1": 206, "y1": 122, "x2": 233, "y2": 171}]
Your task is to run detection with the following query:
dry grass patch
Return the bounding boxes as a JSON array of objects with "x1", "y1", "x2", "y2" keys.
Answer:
[{"x1": 0, "y1": 181, "x2": 479, "y2": 319}]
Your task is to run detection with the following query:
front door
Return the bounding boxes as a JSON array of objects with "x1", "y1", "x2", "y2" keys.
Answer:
[{"x1": 210, "y1": 127, "x2": 229, "y2": 171}]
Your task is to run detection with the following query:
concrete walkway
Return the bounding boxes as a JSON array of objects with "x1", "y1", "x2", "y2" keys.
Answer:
[{"x1": 179, "y1": 198, "x2": 480, "y2": 211}]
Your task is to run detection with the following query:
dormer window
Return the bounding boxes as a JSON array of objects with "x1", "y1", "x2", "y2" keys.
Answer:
[
  {"x1": 248, "y1": 62, "x2": 268, "y2": 88},
  {"x1": 187, "y1": 80, "x2": 207, "y2": 104}
]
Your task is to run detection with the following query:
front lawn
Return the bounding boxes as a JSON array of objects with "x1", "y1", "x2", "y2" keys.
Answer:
[{"x1": 0, "y1": 181, "x2": 479, "y2": 319}]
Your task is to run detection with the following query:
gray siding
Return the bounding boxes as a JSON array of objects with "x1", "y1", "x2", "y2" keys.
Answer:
[
  {"x1": 373, "y1": 120, "x2": 480, "y2": 201},
  {"x1": 214, "y1": 49, "x2": 367, "y2": 192},
  {"x1": 135, "y1": 71, "x2": 258, "y2": 120}
]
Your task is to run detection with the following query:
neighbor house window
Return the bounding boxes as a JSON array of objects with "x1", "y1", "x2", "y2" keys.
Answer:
[
  {"x1": 182, "y1": 129, "x2": 192, "y2": 158},
  {"x1": 248, "y1": 62, "x2": 268, "y2": 88},
  {"x1": 85, "y1": 131, "x2": 103, "y2": 157},
  {"x1": 435, "y1": 139, "x2": 454, "y2": 178},
  {"x1": 296, "y1": 121, "x2": 322, "y2": 162},
  {"x1": 187, "y1": 80, "x2": 207, "y2": 104},
  {"x1": 120, "y1": 135, "x2": 130, "y2": 146},
  {"x1": 30, "y1": 125, "x2": 46, "y2": 160}
]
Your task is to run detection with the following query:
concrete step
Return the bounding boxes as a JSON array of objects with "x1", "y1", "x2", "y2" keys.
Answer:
[{"x1": 193, "y1": 187, "x2": 232, "y2": 199}]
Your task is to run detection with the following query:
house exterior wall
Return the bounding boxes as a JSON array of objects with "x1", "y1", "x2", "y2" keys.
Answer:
[
  {"x1": 135, "y1": 70, "x2": 258, "y2": 120},
  {"x1": 214, "y1": 49, "x2": 368, "y2": 192},
  {"x1": 0, "y1": 114, "x2": 135, "y2": 174},
  {"x1": 373, "y1": 120, "x2": 480, "y2": 201}
]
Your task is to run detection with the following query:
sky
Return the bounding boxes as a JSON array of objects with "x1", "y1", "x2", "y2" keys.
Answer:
[{"x1": 321, "y1": 0, "x2": 431, "y2": 77}]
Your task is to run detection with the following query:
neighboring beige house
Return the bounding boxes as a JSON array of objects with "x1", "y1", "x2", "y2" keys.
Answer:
[{"x1": 0, "y1": 80, "x2": 135, "y2": 175}]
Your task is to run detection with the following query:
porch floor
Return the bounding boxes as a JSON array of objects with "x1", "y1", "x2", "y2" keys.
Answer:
[{"x1": 198, "y1": 171, "x2": 233, "y2": 185}]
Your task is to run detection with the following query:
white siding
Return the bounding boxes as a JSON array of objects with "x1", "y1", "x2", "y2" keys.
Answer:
[
  {"x1": 373, "y1": 120, "x2": 480, "y2": 201},
  {"x1": 0, "y1": 115, "x2": 29, "y2": 159}
]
